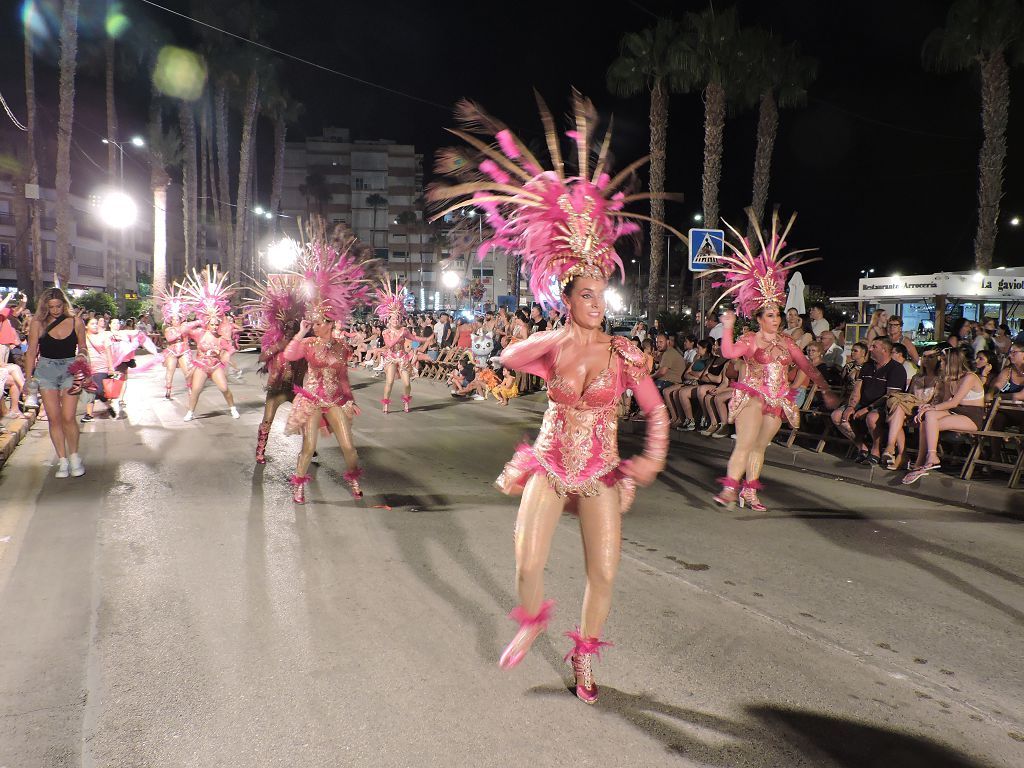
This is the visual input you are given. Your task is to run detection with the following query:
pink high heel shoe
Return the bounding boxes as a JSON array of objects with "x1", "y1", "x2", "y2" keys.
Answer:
[
  {"x1": 289, "y1": 474, "x2": 310, "y2": 504},
  {"x1": 381, "y1": 398, "x2": 390, "y2": 415},
  {"x1": 402, "y1": 394, "x2": 412, "y2": 413},
  {"x1": 713, "y1": 477, "x2": 740, "y2": 507},
  {"x1": 343, "y1": 467, "x2": 364, "y2": 499},
  {"x1": 565, "y1": 628, "x2": 612, "y2": 705},
  {"x1": 739, "y1": 479, "x2": 767, "y2": 511},
  {"x1": 498, "y1": 599, "x2": 554, "y2": 670}
]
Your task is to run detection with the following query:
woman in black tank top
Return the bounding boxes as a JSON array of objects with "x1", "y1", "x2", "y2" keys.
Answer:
[{"x1": 25, "y1": 287, "x2": 89, "y2": 478}]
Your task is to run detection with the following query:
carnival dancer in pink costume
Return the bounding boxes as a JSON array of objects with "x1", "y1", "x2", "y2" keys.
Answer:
[
  {"x1": 700, "y1": 210, "x2": 838, "y2": 511},
  {"x1": 106, "y1": 318, "x2": 161, "y2": 412},
  {"x1": 373, "y1": 277, "x2": 432, "y2": 413},
  {"x1": 428, "y1": 92, "x2": 677, "y2": 703},
  {"x1": 249, "y1": 274, "x2": 308, "y2": 465},
  {"x1": 179, "y1": 266, "x2": 240, "y2": 421},
  {"x1": 218, "y1": 313, "x2": 244, "y2": 381},
  {"x1": 156, "y1": 285, "x2": 195, "y2": 399},
  {"x1": 283, "y1": 233, "x2": 372, "y2": 503}
]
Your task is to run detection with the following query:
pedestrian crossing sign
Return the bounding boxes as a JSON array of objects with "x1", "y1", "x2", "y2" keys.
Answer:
[{"x1": 688, "y1": 228, "x2": 724, "y2": 272}]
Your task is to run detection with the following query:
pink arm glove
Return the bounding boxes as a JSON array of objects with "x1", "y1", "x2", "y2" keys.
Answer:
[{"x1": 719, "y1": 330, "x2": 754, "y2": 360}]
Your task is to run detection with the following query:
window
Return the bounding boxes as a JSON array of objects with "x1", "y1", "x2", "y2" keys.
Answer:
[
  {"x1": 0, "y1": 241, "x2": 12, "y2": 269},
  {"x1": 391, "y1": 251, "x2": 406, "y2": 260},
  {"x1": 374, "y1": 248, "x2": 389, "y2": 261},
  {"x1": 351, "y1": 151, "x2": 387, "y2": 170}
]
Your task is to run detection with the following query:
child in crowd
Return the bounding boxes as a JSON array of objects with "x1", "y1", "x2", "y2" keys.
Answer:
[{"x1": 491, "y1": 367, "x2": 519, "y2": 406}]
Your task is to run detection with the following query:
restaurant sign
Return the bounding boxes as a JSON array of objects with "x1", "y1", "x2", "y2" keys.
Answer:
[{"x1": 858, "y1": 272, "x2": 1024, "y2": 300}]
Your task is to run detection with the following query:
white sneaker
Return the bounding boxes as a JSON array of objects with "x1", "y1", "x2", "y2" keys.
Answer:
[
  {"x1": 55, "y1": 458, "x2": 70, "y2": 479},
  {"x1": 230, "y1": 406, "x2": 240, "y2": 419},
  {"x1": 471, "y1": 394, "x2": 485, "y2": 401},
  {"x1": 69, "y1": 453, "x2": 85, "y2": 477},
  {"x1": 183, "y1": 410, "x2": 194, "y2": 422},
  {"x1": 110, "y1": 400, "x2": 121, "y2": 418}
]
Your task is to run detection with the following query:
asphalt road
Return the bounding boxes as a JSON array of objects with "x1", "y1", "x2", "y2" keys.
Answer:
[{"x1": 1, "y1": 356, "x2": 1022, "y2": 767}]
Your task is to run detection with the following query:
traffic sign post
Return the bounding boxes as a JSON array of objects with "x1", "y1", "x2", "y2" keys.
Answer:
[{"x1": 688, "y1": 228, "x2": 724, "y2": 272}]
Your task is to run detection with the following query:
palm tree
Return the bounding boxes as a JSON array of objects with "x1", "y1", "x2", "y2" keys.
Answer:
[
  {"x1": 147, "y1": 116, "x2": 184, "y2": 297},
  {"x1": 608, "y1": 18, "x2": 693, "y2": 321},
  {"x1": 233, "y1": 63, "x2": 262, "y2": 279},
  {"x1": 23, "y1": 1, "x2": 43, "y2": 295},
  {"x1": 262, "y1": 79, "x2": 302, "y2": 236},
  {"x1": 923, "y1": 0, "x2": 1024, "y2": 272},
  {"x1": 366, "y1": 193, "x2": 388, "y2": 249},
  {"x1": 179, "y1": 101, "x2": 199, "y2": 274},
  {"x1": 299, "y1": 173, "x2": 329, "y2": 220},
  {"x1": 684, "y1": 6, "x2": 741, "y2": 233},
  {"x1": 54, "y1": 0, "x2": 81, "y2": 287},
  {"x1": 742, "y1": 31, "x2": 817, "y2": 239}
]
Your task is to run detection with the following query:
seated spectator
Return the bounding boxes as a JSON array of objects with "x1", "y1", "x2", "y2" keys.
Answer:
[
  {"x1": 0, "y1": 362, "x2": 26, "y2": 418},
  {"x1": 0, "y1": 292, "x2": 27, "y2": 365},
  {"x1": 664, "y1": 338, "x2": 708, "y2": 427},
  {"x1": 699, "y1": 357, "x2": 741, "y2": 438},
  {"x1": 491, "y1": 367, "x2": 519, "y2": 406},
  {"x1": 448, "y1": 353, "x2": 477, "y2": 396},
  {"x1": 808, "y1": 304, "x2": 830, "y2": 337},
  {"x1": 784, "y1": 309, "x2": 813, "y2": 350},
  {"x1": 652, "y1": 331, "x2": 685, "y2": 395},
  {"x1": 831, "y1": 337, "x2": 907, "y2": 463},
  {"x1": 992, "y1": 323, "x2": 1012, "y2": 356},
  {"x1": 885, "y1": 315, "x2": 920, "y2": 365},
  {"x1": 819, "y1": 330, "x2": 845, "y2": 373},
  {"x1": 902, "y1": 347, "x2": 986, "y2": 484},
  {"x1": 840, "y1": 342, "x2": 868, "y2": 394},
  {"x1": 974, "y1": 349, "x2": 999, "y2": 388},
  {"x1": 679, "y1": 335, "x2": 697, "y2": 366},
  {"x1": 672, "y1": 340, "x2": 722, "y2": 431},
  {"x1": 879, "y1": 347, "x2": 941, "y2": 470},
  {"x1": 804, "y1": 342, "x2": 831, "y2": 392},
  {"x1": 991, "y1": 340, "x2": 1024, "y2": 399},
  {"x1": 891, "y1": 343, "x2": 918, "y2": 381}
]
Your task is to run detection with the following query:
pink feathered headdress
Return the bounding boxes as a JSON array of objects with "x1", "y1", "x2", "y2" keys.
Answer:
[
  {"x1": 373, "y1": 275, "x2": 410, "y2": 321},
  {"x1": 155, "y1": 283, "x2": 189, "y2": 323},
  {"x1": 247, "y1": 273, "x2": 307, "y2": 354},
  {"x1": 701, "y1": 209, "x2": 820, "y2": 318},
  {"x1": 426, "y1": 90, "x2": 686, "y2": 308},
  {"x1": 296, "y1": 236, "x2": 372, "y2": 325},
  {"x1": 179, "y1": 266, "x2": 236, "y2": 321}
]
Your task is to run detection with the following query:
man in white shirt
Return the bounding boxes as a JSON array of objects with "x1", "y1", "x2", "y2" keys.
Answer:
[
  {"x1": 809, "y1": 304, "x2": 830, "y2": 337},
  {"x1": 820, "y1": 330, "x2": 845, "y2": 370},
  {"x1": 706, "y1": 312, "x2": 724, "y2": 341},
  {"x1": 433, "y1": 313, "x2": 454, "y2": 348}
]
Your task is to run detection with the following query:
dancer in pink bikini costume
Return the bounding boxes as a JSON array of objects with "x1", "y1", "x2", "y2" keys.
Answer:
[
  {"x1": 700, "y1": 210, "x2": 838, "y2": 511},
  {"x1": 249, "y1": 274, "x2": 308, "y2": 465},
  {"x1": 283, "y1": 234, "x2": 373, "y2": 504},
  {"x1": 179, "y1": 266, "x2": 241, "y2": 421},
  {"x1": 157, "y1": 285, "x2": 194, "y2": 399},
  {"x1": 428, "y1": 92, "x2": 679, "y2": 703},
  {"x1": 373, "y1": 277, "x2": 431, "y2": 413}
]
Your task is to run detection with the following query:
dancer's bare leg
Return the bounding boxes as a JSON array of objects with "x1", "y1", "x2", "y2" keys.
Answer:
[
  {"x1": 209, "y1": 367, "x2": 235, "y2": 407},
  {"x1": 322, "y1": 405, "x2": 360, "y2": 471},
  {"x1": 186, "y1": 369, "x2": 209, "y2": 412},
  {"x1": 383, "y1": 362, "x2": 397, "y2": 401},
  {"x1": 576, "y1": 483, "x2": 622, "y2": 638},
  {"x1": 746, "y1": 413, "x2": 783, "y2": 483},
  {"x1": 514, "y1": 473, "x2": 567, "y2": 615},
  {"x1": 296, "y1": 412, "x2": 320, "y2": 477},
  {"x1": 725, "y1": 399, "x2": 764, "y2": 482},
  {"x1": 399, "y1": 368, "x2": 412, "y2": 399},
  {"x1": 261, "y1": 392, "x2": 288, "y2": 427}
]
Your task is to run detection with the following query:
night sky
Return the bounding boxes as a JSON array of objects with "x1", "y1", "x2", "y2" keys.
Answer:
[{"x1": 2, "y1": 0, "x2": 1023, "y2": 291}]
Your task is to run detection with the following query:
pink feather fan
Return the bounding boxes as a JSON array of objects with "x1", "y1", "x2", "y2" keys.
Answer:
[
  {"x1": 426, "y1": 90, "x2": 686, "y2": 308},
  {"x1": 700, "y1": 208, "x2": 820, "y2": 318}
]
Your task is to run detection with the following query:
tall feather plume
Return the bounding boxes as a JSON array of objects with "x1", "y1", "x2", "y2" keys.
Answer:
[{"x1": 179, "y1": 265, "x2": 236, "y2": 320}]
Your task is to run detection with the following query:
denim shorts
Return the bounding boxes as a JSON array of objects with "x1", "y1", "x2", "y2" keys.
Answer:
[{"x1": 35, "y1": 356, "x2": 76, "y2": 391}]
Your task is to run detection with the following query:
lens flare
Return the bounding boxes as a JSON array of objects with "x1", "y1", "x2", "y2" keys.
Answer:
[
  {"x1": 20, "y1": 1, "x2": 49, "y2": 40},
  {"x1": 152, "y1": 46, "x2": 207, "y2": 101},
  {"x1": 105, "y1": 2, "x2": 130, "y2": 38}
]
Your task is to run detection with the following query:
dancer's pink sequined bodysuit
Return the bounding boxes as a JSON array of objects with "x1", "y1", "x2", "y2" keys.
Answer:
[
  {"x1": 187, "y1": 325, "x2": 226, "y2": 374},
  {"x1": 164, "y1": 322, "x2": 192, "y2": 358},
  {"x1": 495, "y1": 334, "x2": 668, "y2": 513},
  {"x1": 723, "y1": 332, "x2": 826, "y2": 428},
  {"x1": 380, "y1": 329, "x2": 416, "y2": 372},
  {"x1": 283, "y1": 336, "x2": 355, "y2": 434}
]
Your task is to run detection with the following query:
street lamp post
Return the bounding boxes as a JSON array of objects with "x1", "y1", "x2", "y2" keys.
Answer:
[{"x1": 101, "y1": 136, "x2": 144, "y2": 305}]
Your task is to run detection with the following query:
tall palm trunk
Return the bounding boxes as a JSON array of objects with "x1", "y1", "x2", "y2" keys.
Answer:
[
  {"x1": 24, "y1": 12, "x2": 42, "y2": 295},
  {"x1": 701, "y1": 80, "x2": 726, "y2": 230},
  {"x1": 54, "y1": 0, "x2": 80, "y2": 287},
  {"x1": 748, "y1": 90, "x2": 778, "y2": 242},
  {"x1": 269, "y1": 110, "x2": 286, "y2": 238},
  {"x1": 202, "y1": 98, "x2": 219, "y2": 266},
  {"x1": 646, "y1": 78, "x2": 668, "y2": 323},
  {"x1": 152, "y1": 170, "x2": 169, "y2": 298},
  {"x1": 198, "y1": 100, "x2": 209, "y2": 266},
  {"x1": 179, "y1": 102, "x2": 198, "y2": 274},
  {"x1": 105, "y1": 22, "x2": 119, "y2": 299},
  {"x1": 213, "y1": 80, "x2": 233, "y2": 273},
  {"x1": 974, "y1": 51, "x2": 1009, "y2": 272},
  {"x1": 233, "y1": 70, "x2": 260, "y2": 278}
]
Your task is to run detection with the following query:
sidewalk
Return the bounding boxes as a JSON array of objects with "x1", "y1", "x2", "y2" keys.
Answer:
[
  {"x1": 617, "y1": 417, "x2": 1022, "y2": 515},
  {"x1": 0, "y1": 410, "x2": 38, "y2": 472}
]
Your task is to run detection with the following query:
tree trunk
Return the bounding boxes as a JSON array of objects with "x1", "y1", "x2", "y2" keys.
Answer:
[
  {"x1": 105, "y1": 21, "x2": 119, "y2": 301},
  {"x1": 152, "y1": 171, "x2": 169, "y2": 298},
  {"x1": 270, "y1": 110, "x2": 286, "y2": 238},
  {"x1": 232, "y1": 70, "x2": 260, "y2": 279},
  {"x1": 646, "y1": 77, "x2": 668, "y2": 324},
  {"x1": 24, "y1": 6, "x2": 42, "y2": 296},
  {"x1": 12, "y1": 175, "x2": 32, "y2": 294},
  {"x1": 54, "y1": 0, "x2": 80, "y2": 287},
  {"x1": 213, "y1": 80, "x2": 233, "y2": 275},
  {"x1": 179, "y1": 102, "x2": 198, "y2": 274},
  {"x1": 203, "y1": 98, "x2": 220, "y2": 268},
  {"x1": 702, "y1": 80, "x2": 726, "y2": 231},
  {"x1": 748, "y1": 90, "x2": 778, "y2": 242},
  {"x1": 974, "y1": 51, "x2": 1009, "y2": 272},
  {"x1": 199, "y1": 99, "x2": 209, "y2": 267}
]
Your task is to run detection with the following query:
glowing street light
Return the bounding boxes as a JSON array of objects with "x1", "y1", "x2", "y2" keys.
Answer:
[
  {"x1": 253, "y1": 205, "x2": 265, "y2": 215},
  {"x1": 97, "y1": 190, "x2": 138, "y2": 229},
  {"x1": 266, "y1": 237, "x2": 300, "y2": 271},
  {"x1": 1011, "y1": 216, "x2": 1021, "y2": 227},
  {"x1": 130, "y1": 135, "x2": 145, "y2": 148},
  {"x1": 441, "y1": 271, "x2": 461, "y2": 289},
  {"x1": 693, "y1": 213, "x2": 703, "y2": 222},
  {"x1": 264, "y1": 211, "x2": 273, "y2": 220},
  {"x1": 604, "y1": 287, "x2": 624, "y2": 313}
]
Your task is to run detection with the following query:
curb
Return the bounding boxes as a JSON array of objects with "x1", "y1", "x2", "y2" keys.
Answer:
[
  {"x1": 619, "y1": 419, "x2": 1022, "y2": 514},
  {"x1": 0, "y1": 410, "x2": 38, "y2": 472}
]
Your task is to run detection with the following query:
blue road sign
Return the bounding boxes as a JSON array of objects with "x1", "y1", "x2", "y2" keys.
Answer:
[{"x1": 688, "y1": 228, "x2": 725, "y2": 272}]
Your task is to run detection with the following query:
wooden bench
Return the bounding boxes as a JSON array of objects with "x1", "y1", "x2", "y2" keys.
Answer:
[{"x1": 960, "y1": 397, "x2": 1024, "y2": 488}]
